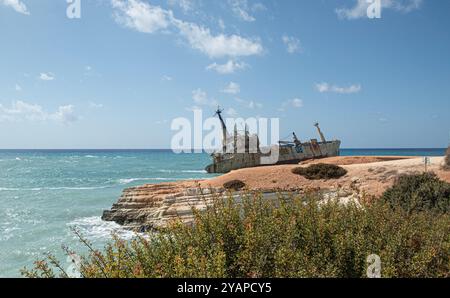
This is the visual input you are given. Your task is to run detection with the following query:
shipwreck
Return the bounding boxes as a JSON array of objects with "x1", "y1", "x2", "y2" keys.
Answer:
[{"x1": 205, "y1": 108, "x2": 341, "y2": 173}]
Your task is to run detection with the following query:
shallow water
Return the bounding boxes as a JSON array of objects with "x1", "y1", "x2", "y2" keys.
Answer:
[{"x1": 0, "y1": 148, "x2": 445, "y2": 277}]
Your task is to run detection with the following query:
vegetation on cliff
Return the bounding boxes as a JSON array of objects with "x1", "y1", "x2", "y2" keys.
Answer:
[
  {"x1": 382, "y1": 173, "x2": 450, "y2": 214},
  {"x1": 23, "y1": 174, "x2": 450, "y2": 278},
  {"x1": 223, "y1": 180, "x2": 246, "y2": 191},
  {"x1": 444, "y1": 146, "x2": 450, "y2": 170},
  {"x1": 292, "y1": 163, "x2": 348, "y2": 180}
]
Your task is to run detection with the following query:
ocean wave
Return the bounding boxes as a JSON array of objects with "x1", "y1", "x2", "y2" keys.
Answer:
[
  {"x1": 158, "y1": 169, "x2": 207, "y2": 174},
  {"x1": 67, "y1": 216, "x2": 139, "y2": 240},
  {"x1": 118, "y1": 178, "x2": 175, "y2": 185},
  {"x1": 117, "y1": 177, "x2": 209, "y2": 185},
  {"x1": 0, "y1": 186, "x2": 110, "y2": 191}
]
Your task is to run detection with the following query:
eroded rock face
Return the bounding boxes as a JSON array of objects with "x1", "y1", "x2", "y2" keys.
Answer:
[
  {"x1": 102, "y1": 183, "x2": 226, "y2": 231},
  {"x1": 101, "y1": 182, "x2": 362, "y2": 231}
]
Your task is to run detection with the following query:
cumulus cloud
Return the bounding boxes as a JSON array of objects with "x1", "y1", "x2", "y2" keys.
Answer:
[
  {"x1": 39, "y1": 73, "x2": 55, "y2": 81},
  {"x1": 279, "y1": 98, "x2": 303, "y2": 111},
  {"x1": 0, "y1": 101, "x2": 78, "y2": 124},
  {"x1": 192, "y1": 88, "x2": 218, "y2": 107},
  {"x1": 15, "y1": 84, "x2": 22, "y2": 91},
  {"x1": 315, "y1": 82, "x2": 362, "y2": 94},
  {"x1": 167, "y1": 0, "x2": 195, "y2": 13},
  {"x1": 206, "y1": 60, "x2": 248, "y2": 74},
  {"x1": 282, "y1": 35, "x2": 302, "y2": 54},
  {"x1": 228, "y1": 0, "x2": 266, "y2": 22},
  {"x1": 336, "y1": 0, "x2": 423, "y2": 20},
  {"x1": 235, "y1": 97, "x2": 262, "y2": 109},
  {"x1": 226, "y1": 107, "x2": 238, "y2": 116},
  {"x1": 229, "y1": 0, "x2": 255, "y2": 22},
  {"x1": 111, "y1": 0, "x2": 263, "y2": 59},
  {"x1": 174, "y1": 19, "x2": 263, "y2": 58},
  {"x1": 111, "y1": 0, "x2": 171, "y2": 33},
  {"x1": 221, "y1": 82, "x2": 240, "y2": 95},
  {"x1": 0, "y1": 0, "x2": 29, "y2": 15}
]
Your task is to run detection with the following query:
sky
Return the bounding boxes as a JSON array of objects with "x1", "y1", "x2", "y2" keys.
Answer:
[{"x1": 0, "y1": 0, "x2": 449, "y2": 149}]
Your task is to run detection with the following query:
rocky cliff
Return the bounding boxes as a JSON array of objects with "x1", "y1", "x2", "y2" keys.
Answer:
[{"x1": 102, "y1": 156, "x2": 449, "y2": 231}]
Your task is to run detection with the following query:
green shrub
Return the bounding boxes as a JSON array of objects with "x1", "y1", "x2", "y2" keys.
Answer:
[
  {"x1": 382, "y1": 173, "x2": 450, "y2": 214},
  {"x1": 292, "y1": 163, "x2": 347, "y2": 180},
  {"x1": 223, "y1": 180, "x2": 246, "y2": 191},
  {"x1": 444, "y1": 146, "x2": 450, "y2": 170},
  {"x1": 22, "y1": 191, "x2": 450, "y2": 278}
]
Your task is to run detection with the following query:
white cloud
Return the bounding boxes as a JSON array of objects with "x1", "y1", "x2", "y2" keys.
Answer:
[
  {"x1": 174, "y1": 19, "x2": 263, "y2": 58},
  {"x1": 167, "y1": 0, "x2": 195, "y2": 13},
  {"x1": 235, "y1": 97, "x2": 262, "y2": 109},
  {"x1": 206, "y1": 60, "x2": 248, "y2": 74},
  {"x1": 50, "y1": 105, "x2": 78, "y2": 124},
  {"x1": 229, "y1": 0, "x2": 255, "y2": 22},
  {"x1": 279, "y1": 98, "x2": 303, "y2": 111},
  {"x1": 192, "y1": 88, "x2": 218, "y2": 107},
  {"x1": 15, "y1": 84, "x2": 22, "y2": 91},
  {"x1": 39, "y1": 73, "x2": 55, "y2": 81},
  {"x1": 111, "y1": 0, "x2": 172, "y2": 33},
  {"x1": 282, "y1": 35, "x2": 302, "y2": 54},
  {"x1": 89, "y1": 102, "x2": 104, "y2": 109},
  {"x1": 111, "y1": 0, "x2": 263, "y2": 59},
  {"x1": 336, "y1": 0, "x2": 423, "y2": 20},
  {"x1": 315, "y1": 82, "x2": 362, "y2": 94},
  {"x1": 162, "y1": 75, "x2": 173, "y2": 81},
  {"x1": 226, "y1": 107, "x2": 238, "y2": 116},
  {"x1": 0, "y1": 101, "x2": 78, "y2": 124},
  {"x1": 1, "y1": 0, "x2": 29, "y2": 15},
  {"x1": 221, "y1": 82, "x2": 240, "y2": 95},
  {"x1": 218, "y1": 18, "x2": 226, "y2": 30}
]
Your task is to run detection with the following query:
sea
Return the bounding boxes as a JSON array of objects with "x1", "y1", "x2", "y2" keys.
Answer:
[{"x1": 0, "y1": 148, "x2": 445, "y2": 277}]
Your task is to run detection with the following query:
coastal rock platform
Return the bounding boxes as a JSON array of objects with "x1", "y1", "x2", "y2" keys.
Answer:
[{"x1": 102, "y1": 156, "x2": 450, "y2": 231}]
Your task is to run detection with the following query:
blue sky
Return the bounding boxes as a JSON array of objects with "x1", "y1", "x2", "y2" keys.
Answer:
[{"x1": 0, "y1": 0, "x2": 449, "y2": 149}]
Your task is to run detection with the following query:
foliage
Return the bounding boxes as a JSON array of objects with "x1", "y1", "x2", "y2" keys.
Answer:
[
  {"x1": 382, "y1": 172, "x2": 450, "y2": 214},
  {"x1": 292, "y1": 163, "x2": 347, "y2": 180},
  {"x1": 23, "y1": 191, "x2": 450, "y2": 278},
  {"x1": 223, "y1": 180, "x2": 246, "y2": 191},
  {"x1": 444, "y1": 146, "x2": 450, "y2": 170}
]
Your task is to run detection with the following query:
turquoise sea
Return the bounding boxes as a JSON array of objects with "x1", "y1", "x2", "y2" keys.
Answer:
[{"x1": 0, "y1": 148, "x2": 445, "y2": 277}]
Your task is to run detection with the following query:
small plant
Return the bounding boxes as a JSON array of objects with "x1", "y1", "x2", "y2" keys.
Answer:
[
  {"x1": 292, "y1": 163, "x2": 347, "y2": 180},
  {"x1": 382, "y1": 172, "x2": 450, "y2": 213},
  {"x1": 223, "y1": 179, "x2": 246, "y2": 191}
]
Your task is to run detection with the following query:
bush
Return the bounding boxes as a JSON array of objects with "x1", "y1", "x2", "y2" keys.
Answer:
[
  {"x1": 382, "y1": 173, "x2": 450, "y2": 214},
  {"x1": 23, "y1": 192, "x2": 450, "y2": 278},
  {"x1": 223, "y1": 180, "x2": 246, "y2": 191},
  {"x1": 444, "y1": 146, "x2": 450, "y2": 170},
  {"x1": 292, "y1": 163, "x2": 347, "y2": 180}
]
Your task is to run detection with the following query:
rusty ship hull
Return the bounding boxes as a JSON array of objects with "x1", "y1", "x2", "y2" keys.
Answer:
[{"x1": 205, "y1": 140, "x2": 341, "y2": 174}]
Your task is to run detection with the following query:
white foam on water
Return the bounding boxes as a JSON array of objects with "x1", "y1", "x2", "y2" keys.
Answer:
[
  {"x1": 159, "y1": 169, "x2": 207, "y2": 173},
  {"x1": 0, "y1": 186, "x2": 111, "y2": 191},
  {"x1": 68, "y1": 216, "x2": 138, "y2": 241}
]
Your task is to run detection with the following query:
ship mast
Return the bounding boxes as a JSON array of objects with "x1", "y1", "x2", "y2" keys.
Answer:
[
  {"x1": 314, "y1": 122, "x2": 327, "y2": 143},
  {"x1": 214, "y1": 107, "x2": 228, "y2": 153}
]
